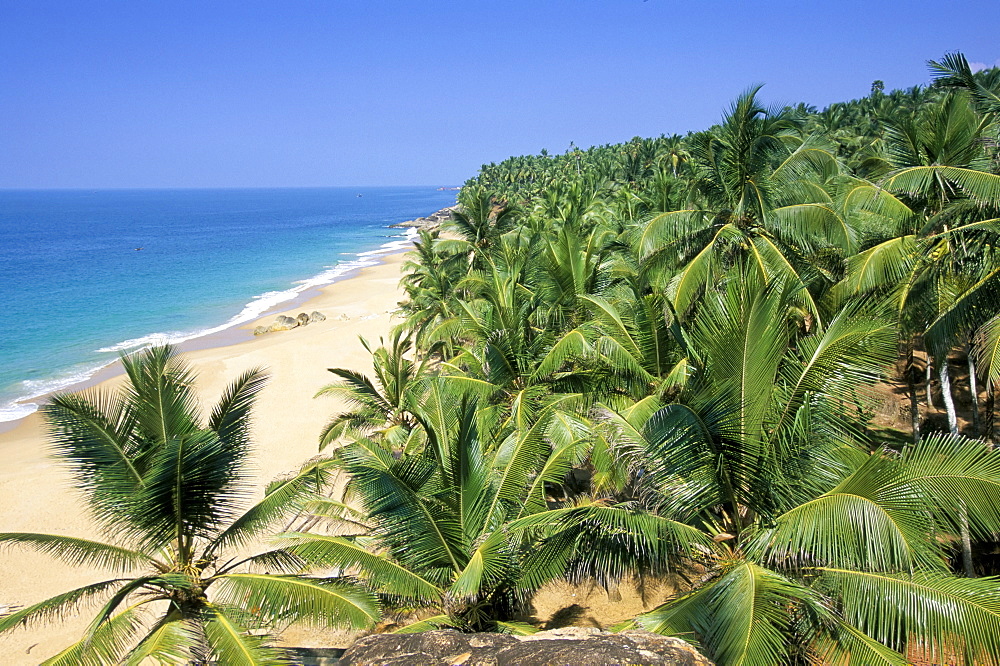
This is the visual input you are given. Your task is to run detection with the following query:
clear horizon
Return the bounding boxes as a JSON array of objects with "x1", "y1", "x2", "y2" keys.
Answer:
[{"x1": 2, "y1": 0, "x2": 997, "y2": 189}]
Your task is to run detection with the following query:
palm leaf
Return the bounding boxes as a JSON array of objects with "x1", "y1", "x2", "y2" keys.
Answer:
[
  {"x1": 392, "y1": 614, "x2": 452, "y2": 633},
  {"x1": 0, "y1": 578, "x2": 125, "y2": 633},
  {"x1": 818, "y1": 567, "x2": 1000, "y2": 663},
  {"x1": 43, "y1": 391, "x2": 145, "y2": 529},
  {"x1": 639, "y1": 560, "x2": 810, "y2": 666},
  {"x1": 0, "y1": 533, "x2": 160, "y2": 573},
  {"x1": 213, "y1": 573, "x2": 379, "y2": 630},
  {"x1": 448, "y1": 530, "x2": 510, "y2": 599},
  {"x1": 886, "y1": 432, "x2": 1000, "y2": 539},
  {"x1": 209, "y1": 366, "x2": 269, "y2": 454},
  {"x1": 883, "y1": 166, "x2": 1000, "y2": 206},
  {"x1": 925, "y1": 264, "x2": 1000, "y2": 349},
  {"x1": 833, "y1": 236, "x2": 917, "y2": 298},
  {"x1": 132, "y1": 429, "x2": 245, "y2": 550},
  {"x1": 279, "y1": 532, "x2": 443, "y2": 602},
  {"x1": 120, "y1": 345, "x2": 200, "y2": 447},
  {"x1": 809, "y1": 620, "x2": 910, "y2": 666},
  {"x1": 769, "y1": 202, "x2": 854, "y2": 252},
  {"x1": 40, "y1": 606, "x2": 145, "y2": 666},
  {"x1": 202, "y1": 603, "x2": 288, "y2": 665},
  {"x1": 124, "y1": 616, "x2": 200, "y2": 665},
  {"x1": 974, "y1": 313, "x2": 1000, "y2": 390},
  {"x1": 206, "y1": 458, "x2": 331, "y2": 556}
]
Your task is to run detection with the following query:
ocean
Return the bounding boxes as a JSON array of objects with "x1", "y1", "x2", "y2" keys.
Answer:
[{"x1": 0, "y1": 187, "x2": 456, "y2": 422}]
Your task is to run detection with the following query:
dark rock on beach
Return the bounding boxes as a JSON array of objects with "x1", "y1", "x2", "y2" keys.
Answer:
[
  {"x1": 269, "y1": 315, "x2": 299, "y2": 332},
  {"x1": 336, "y1": 627, "x2": 713, "y2": 666},
  {"x1": 254, "y1": 312, "x2": 327, "y2": 336}
]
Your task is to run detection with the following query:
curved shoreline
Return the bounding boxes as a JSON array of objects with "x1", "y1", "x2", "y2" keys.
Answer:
[
  {"x1": 0, "y1": 225, "x2": 424, "y2": 430},
  {"x1": 0, "y1": 237, "x2": 423, "y2": 661}
]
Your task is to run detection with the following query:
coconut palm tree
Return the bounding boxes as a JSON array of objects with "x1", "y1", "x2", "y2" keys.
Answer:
[
  {"x1": 609, "y1": 270, "x2": 1000, "y2": 665},
  {"x1": 283, "y1": 384, "x2": 708, "y2": 633},
  {"x1": 316, "y1": 331, "x2": 431, "y2": 450},
  {"x1": 0, "y1": 346, "x2": 377, "y2": 664},
  {"x1": 397, "y1": 228, "x2": 468, "y2": 354},
  {"x1": 443, "y1": 184, "x2": 519, "y2": 270},
  {"x1": 637, "y1": 87, "x2": 850, "y2": 320},
  {"x1": 833, "y1": 89, "x2": 1000, "y2": 441}
]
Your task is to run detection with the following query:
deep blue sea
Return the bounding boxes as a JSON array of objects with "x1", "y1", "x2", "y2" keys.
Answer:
[{"x1": 0, "y1": 187, "x2": 456, "y2": 422}]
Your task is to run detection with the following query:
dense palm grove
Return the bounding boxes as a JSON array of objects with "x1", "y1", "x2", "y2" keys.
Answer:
[{"x1": 4, "y1": 54, "x2": 1000, "y2": 664}]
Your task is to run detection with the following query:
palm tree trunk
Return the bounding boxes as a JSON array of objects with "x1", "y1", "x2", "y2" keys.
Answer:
[
  {"x1": 940, "y1": 355, "x2": 958, "y2": 435},
  {"x1": 987, "y1": 385, "x2": 996, "y2": 447},
  {"x1": 968, "y1": 341, "x2": 980, "y2": 437},
  {"x1": 960, "y1": 500, "x2": 976, "y2": 577},
  {"x1": 906, "y1": 346, "x2": 921, "y2": 444},
  {"x1": 926, "y1": 352, "x2": 936, "y2": 408},
  {"x1": 939, "y1": 350, "x2": 976, "y2": 577}
]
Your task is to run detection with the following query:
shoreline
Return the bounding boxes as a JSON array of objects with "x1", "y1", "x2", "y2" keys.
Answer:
[
  {"x1": 0, "y1": 225, "x2": 424, "y2": 432},
  {"x1": 0, "y1": 229, "x2": 425, "y2": 662}
]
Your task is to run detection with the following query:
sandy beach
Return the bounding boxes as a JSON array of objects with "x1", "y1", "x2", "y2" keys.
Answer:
[{"x1": 0, "y1": 249, "x2": 413, "y2": 662}]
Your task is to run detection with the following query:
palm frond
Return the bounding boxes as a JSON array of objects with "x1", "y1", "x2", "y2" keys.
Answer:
[
  {"x1": 40, "y1": 607, "x2": 146, "y2": 666},
  {"x1": 119, "y1": 345, "x2": 200, "y2": 447},
  {"x1": 279, "y1": 532, "x2": 443, "y2": 602},
  {"x1": 974, "y1": 313, "x2": 1000, "y2": 389},
  {"x1": 202, "y1": 603, "x2": 288, "y2": 665},
  {"x1": 511, "y1": 502, "x2": 713, "y2": 591},
  {"x1": 209, "y1": 366, "x2": 269, "y2": 454},
  {"x1": 206, "y1": 458, "x2": 331, "y2": 556},
  {"x1": 887, "y1": 432, "x2": 1000, "y2": 539},
  {"x1": 0, "y1": 533, "x2": 160, "y2": 573},
  {"x1": 213, "y1": 573, "x2": 379, "y2": 630},
  {"x1": 832, "y1": 236, "x2": 917, "y2": 298},
  {"x1": 42, "y1": 391, "x2": 145, "y2": 529},
  {"x1": 132, "y1": 429, "x2": 247, "y2": 550},
  {"x1": 123, "y1": 616, "x2": 200, "y2": 666},
  {"x1": 769, "y1": 202, "x2": 854, "y2": 252},
  {"x1": 448, "y1": 531, "x2": 510, "y2": 599},
  {"x1": 883, "y1": 166, "x2": 1000, "y2": 207},
  {"x1": 0, "y1": 578, "x2": 125, "y2": 634},
  {"x1": 818, "y1": 567, "x2": 1000, "y2": 663},
  {"x1": 808, "y1": 619, "x2": 910, "y2": 666},
  {"x1": 639, "y1": 560, "x2": 811, "y2": 666}
]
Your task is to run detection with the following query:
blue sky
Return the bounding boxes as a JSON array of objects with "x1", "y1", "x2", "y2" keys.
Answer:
[{"x1": 1, "y1": 1, "x2": 996, "y2": 188}]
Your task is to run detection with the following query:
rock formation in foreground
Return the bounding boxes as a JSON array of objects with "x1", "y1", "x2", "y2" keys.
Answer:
[{"x1": 337, "y1": 627, "x2": 712, "y2": 666}]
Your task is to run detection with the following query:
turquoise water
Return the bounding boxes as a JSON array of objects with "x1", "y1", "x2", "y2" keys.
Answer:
[{"x1": 0, "y1": 187, "x2": 456, "y2": 421}]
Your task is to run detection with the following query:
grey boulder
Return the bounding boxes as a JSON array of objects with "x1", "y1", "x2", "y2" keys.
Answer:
[
  {"x1": 269, "y1": 315, "x2": 299, "y2": 332},
  {"x1": 336, "y1": 627, "x2": 712, "y2": 666}
]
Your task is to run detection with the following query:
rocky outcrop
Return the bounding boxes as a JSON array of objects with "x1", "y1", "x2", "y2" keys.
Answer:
[
  {"x1": 269, "y1": 315, "x2": 300, "y2": 332},
  {"x1": 336, "y1": 627, "x2": 712, "y2": 666},
  {"x1": 391, "y1": 206, "x2": 458, "y2": 230},
  {"x1": 310, "y1": 311, "x2": 327, "y2": 323}
]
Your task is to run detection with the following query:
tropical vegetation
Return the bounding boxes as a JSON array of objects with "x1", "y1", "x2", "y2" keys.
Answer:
[
  {"x1": 4, "y1": 52, "x2": 1000, "y2": 664},
  {"x1": 0, "y1": 347, "x2": 377, "y2": 664}
]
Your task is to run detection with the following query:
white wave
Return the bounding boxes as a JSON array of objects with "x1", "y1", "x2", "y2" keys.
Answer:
[
  {"x1": 0, "y1": 402, "x2": 37, "y2": 422},
  {"x1": 0, "y1": 226, "x2": 420, "y2": 424},
  {"x1": 97, "y1": 331, "x2": 189, "y2": 353},
  {"x1": 0, "y1": 360, "x2": 119, "y2": 422}
]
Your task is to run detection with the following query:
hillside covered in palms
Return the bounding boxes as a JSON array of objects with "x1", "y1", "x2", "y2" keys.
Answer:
[{"x1": 3, "y1": 52, "x2": 1000, "y2": 665}]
